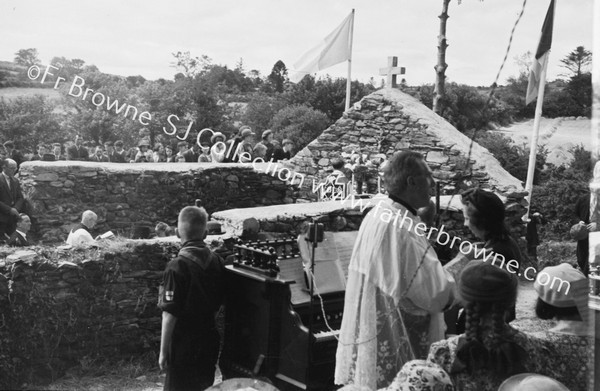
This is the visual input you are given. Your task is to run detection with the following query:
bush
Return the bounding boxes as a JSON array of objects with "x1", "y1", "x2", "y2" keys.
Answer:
[{"x1": 270, "y1": 104, "x2": 331, "y2": 151}]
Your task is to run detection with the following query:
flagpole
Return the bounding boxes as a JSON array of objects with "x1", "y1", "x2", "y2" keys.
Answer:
[
  {"x1": 344, "y1": 9, "x2": 355, "y2": 112},
  {"x1": 524, "y1": 55, "x2": 549, "y2": 222}
]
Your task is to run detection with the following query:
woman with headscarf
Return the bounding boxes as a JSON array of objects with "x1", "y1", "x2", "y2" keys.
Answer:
[{"x1": 426, "y1": 261, "x2": 556, "y2": 390}]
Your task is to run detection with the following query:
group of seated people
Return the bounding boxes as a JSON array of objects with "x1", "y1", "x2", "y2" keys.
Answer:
[{"x1": 5, "y1": 126, "x2": 296, "y2": 166}]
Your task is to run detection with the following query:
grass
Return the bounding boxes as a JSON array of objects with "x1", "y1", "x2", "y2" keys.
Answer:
[
  {"x1": 0, "y1": 87, "x2": 61, "y2": 101},
  {"x1": 28, "y1": 353, "x2": 164, "y2": 391}
]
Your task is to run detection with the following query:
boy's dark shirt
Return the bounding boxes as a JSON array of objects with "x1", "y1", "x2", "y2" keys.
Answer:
[
  {"x1": 159, "y1": 240, "x2": 225, "y2": 390},
  {"x1": 159, "y1": 239, "x2": 225, "y2": 328}
]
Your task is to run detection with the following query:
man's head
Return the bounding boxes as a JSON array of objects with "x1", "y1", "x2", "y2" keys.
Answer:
[
  {"x1": 75, "y1": 134, "x2": 83, "y2": 146},
  {"x1": 282, "y1": 139, "x2": 294, "y2": 152},
  {"x1": 95, "y1": 146, "x2": 104, "y2": 157},
  {"x1": 114, "y1": 140, "x2": 124, "y2": 152},
  {"x1": 104, "y1": 141, "x2": 114, "y2": 154},
  {"x1": 165, "y1": 145, "x2": 173, "y2": 156},
  {"x1": 177, "y1": 206, "x2": 208, "y2": 242},
  {"x1": 331, "y1": 157, "x2": 345, "y2": 170},
  {"x1": 37, "y1": 144, "x2": 48, "y2": 156},
  {"x1": 52, "y1": 143, "x2": 62, "y2": 155},
  {"x1": 262, "y1": 129, "x2": 273, "y2": 143},
  {"x1": 81, "y1": 210, "x2": 98, "y2": 229},
  {"x1": 177, "y1": 141, "x2": 188, "y2": 152},
  {"x1": 383, "y1": 151, "x2": 435, "y2": 210},
  {"x1": 2, "y1": 159, "x2": 17, "y2": 177},
  {"x1": 16, "y1": 213, "x2": 31, "y2": 233},
  {"x1": 3, "y1": 141, "x2": 14, "y2": 152},
  {"x1": 241, "y1": 128, "x2": 255, "y2": 142}
]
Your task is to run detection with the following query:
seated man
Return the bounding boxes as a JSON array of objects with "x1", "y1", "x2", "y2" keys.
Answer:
[
  {"x1": 66, "y1": 210, "x2": 98, "y2": 247},
  {"x1": 8, "y1": 213, "x2": 31, "y2": 246}
]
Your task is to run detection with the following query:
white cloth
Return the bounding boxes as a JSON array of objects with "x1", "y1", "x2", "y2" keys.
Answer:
[
  {"x1": 211, "y1": 144, "x2": 226, "y2": 163},
  {"x1": 334, "y1": 198, "x2": 456, "y2": 390},
  {"x1": 66, "y1": 228, "x2": 95, "y2": 247}
]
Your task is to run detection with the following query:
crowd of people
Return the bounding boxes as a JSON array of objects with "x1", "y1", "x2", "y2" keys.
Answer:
[{"x1": 2, "y1": 127, "x2": 297, "y2": 166}]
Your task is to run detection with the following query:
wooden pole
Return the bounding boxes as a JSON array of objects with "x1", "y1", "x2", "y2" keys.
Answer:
[
  {"x1": 433, "y1": 0, "x2": 450, "y2": 115},
  {"x1": 523, "y1": 56, "x2": 549, "y2": 222},
  {"x1": 345, "y1": 9, "x2": 355, "y2": 112}
]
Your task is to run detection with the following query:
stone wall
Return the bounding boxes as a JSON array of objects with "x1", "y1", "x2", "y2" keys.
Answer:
[
  {"x1": 0, "y1": 240, "x2": 183, "y2": 388},
  {"x1": 288, "y1": 89, "x2": 524, "y2": 200},
  {"x1": 18, "y1": 161, "x2": 298, "y2": 243}
]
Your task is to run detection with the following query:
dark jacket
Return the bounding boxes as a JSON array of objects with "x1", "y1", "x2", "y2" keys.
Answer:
[
  {"x1": 66, "y1": 145, "x2": 89, "y2": 161},
  {"x1": 0, "y1": 174, "x2": 25, "y2": 223},
  {"x1": 8, "y1": 231, "x2": 29, "y2": 246}
]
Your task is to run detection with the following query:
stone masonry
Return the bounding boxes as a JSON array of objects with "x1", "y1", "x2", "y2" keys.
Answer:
[{"x1": 18, "y1": 161, "x2": 299, "y2": 243}]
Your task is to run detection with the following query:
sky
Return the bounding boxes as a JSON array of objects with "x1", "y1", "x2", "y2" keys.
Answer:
[{"x1": 0, "y1": 0, "x2": 593, "y2": 87}]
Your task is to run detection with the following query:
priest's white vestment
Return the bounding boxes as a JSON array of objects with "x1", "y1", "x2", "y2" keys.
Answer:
[{"x1": 334, "y1": 198, "x2": 456, "y2": 389}]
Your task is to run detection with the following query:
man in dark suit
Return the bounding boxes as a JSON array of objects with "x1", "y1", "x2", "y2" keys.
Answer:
[
  {"x1": 7, "y1": 213, "x2": 31, "y2": 246},
  {"x1": 66, "y1": 135, "x2": 89, "y2": 161},
  {"x1": 4, "y1": 141, "x2": 25, "y2": 170},
  {"x1": 0, "y1": 159, "x2": 26, "y2": 237},
  {"x1": 111, "y1": 140, "x2": 128, "y2": 163}
]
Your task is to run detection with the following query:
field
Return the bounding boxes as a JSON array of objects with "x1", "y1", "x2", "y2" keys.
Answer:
[
  {"x1": 497, "y1": 117, "x2": 591, "y2": 166},
  {"x1": 0, "y1": 87, "x2": 61, "y2": 100}
]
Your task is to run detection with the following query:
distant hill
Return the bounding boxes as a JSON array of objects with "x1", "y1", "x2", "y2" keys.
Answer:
[
  {"x1": 0, "y1": 60, "x2": 55, "y2": 88},
  {"x1": 0, "y1": 87, "x2": 61, "y2": 101}
]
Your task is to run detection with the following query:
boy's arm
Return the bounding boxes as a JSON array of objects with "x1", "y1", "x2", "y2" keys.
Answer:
[{"x1": 159, "y1": 311, "x2": 177, "y2": 371}]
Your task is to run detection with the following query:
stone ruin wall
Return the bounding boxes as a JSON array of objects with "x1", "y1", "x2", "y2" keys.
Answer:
[
  {"x1": 288, "y1": 89, "x2": 529, "y2": 247},
  {"x1": 19, "y1": 161, "x2": 298, "y2": 243},
  {"x1": 0, "y1": 241, "x2": 179, "y2": 388}
]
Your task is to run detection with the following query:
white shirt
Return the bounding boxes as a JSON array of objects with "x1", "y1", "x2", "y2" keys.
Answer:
[{"x1": 66, "y1": 228, "x2": 95, "y2": 247}]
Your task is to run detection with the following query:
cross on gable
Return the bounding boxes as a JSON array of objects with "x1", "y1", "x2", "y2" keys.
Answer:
[{"x1": 379, "y1": 56, "x2": 405, "y2": 89}]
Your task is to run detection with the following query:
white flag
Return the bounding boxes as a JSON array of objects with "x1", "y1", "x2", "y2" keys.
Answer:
[{"x1": 289, "y1": 11, "x2": 354, "y2": 83}]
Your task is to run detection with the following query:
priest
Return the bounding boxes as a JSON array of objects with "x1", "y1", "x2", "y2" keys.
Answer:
[{"x1": 334, "y1": 151, "x2": 456, "y2": 390}]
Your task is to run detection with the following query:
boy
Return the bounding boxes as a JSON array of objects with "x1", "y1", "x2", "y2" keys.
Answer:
[{"x1": 158, "y1": 206, "x2": 225, "y2": 390}]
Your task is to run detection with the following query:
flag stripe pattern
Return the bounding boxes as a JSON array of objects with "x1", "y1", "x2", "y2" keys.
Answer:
[
  {"x1": 526, "y1": 0, "x2": 555, "y2": 105},
  {"x1": 290, "y1": 11, "x2": 354, "y2": 83}
]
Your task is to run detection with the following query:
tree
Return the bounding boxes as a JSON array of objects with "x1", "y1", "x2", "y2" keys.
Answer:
[
  {"x1": 267, "y1": 60, "x2": 288, "y2": 93},
  {"x1": 560, "y1": 46, "x2": 592, "y2": 77},
  {"x1": 14, "y1": 48, "x2": 40, "y2": 67},
  {"x1": 170, "y1": 51, "x2": 212, "y2": 78}
]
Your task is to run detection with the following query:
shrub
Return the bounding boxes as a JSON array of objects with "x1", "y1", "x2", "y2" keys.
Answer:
[{"x1": 270, "y1": 104, "x2": 331, "y2": 151}]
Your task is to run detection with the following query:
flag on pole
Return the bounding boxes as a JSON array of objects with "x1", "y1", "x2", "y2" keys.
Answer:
[
  {"x1": 525, "y1": 0, "x2": 555, "y2": 105},
  {"x1": 289, "y1": 11, "x2": 354, "y2": 83}
]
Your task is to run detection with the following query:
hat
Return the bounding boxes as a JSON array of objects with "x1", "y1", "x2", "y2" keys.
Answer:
[
  {"x1": 459, "y1": 261, "x2": 518, "y2": 305},
  {"x1": 534, "y1": 263, "x2": 585, "y2": 308},
  {"x1": 384, "y1": 360, "x2": 454, "y2": 391},
  {"x1": 138, "y1": 139, "x2": 150, "y2": 148},
  {"x1": 461, "y1": 188, "x2": 505, "y2": 222},
  {"x1": 498, "y1": 373, "x2": 569, "y2": 391},
  {"x1": 206, "y1": 221, "x2": 224, "y2": 235},
  {"x1": 210, "y1": 132, "x2": 226, "y2": 144},
  {"x1": 261, "y1": 129, "x2": 273, "y2": 140},
  {"x1": 3, "y1": 140, "x2": 14, "y2": 148},
  {"x1": 241, "y1": 129, "x2": 255, "y2": 138}
]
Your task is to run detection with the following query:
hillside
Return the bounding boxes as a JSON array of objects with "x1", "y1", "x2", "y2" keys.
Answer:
[{"x1": 497, "y1": 117, "x2": 591, "y2": 166}]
